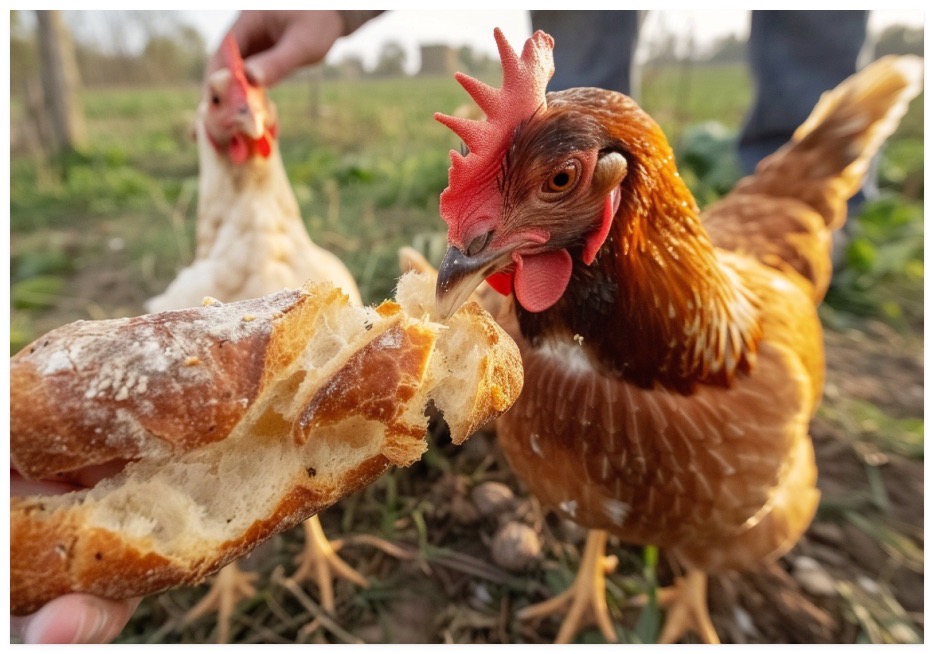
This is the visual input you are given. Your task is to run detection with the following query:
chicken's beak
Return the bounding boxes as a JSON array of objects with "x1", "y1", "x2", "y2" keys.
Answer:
[
  {"x1": 436, "y1": 245, "x2": 510, "y2": 320},
  {"x1": 235, "y1": 103, "x2": 265, "y2": 139}
]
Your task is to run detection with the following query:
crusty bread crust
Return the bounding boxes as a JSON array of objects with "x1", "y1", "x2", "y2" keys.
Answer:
[
  {"x1": 10, "y1": 272, "x2": 522, "y2": 615},
  {"x1": 11, "y1": 289, "x2": 315, "y2": 480}
]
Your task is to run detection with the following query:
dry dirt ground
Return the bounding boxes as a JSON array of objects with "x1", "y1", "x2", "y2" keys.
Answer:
[{"x1": 103, "y1": 305, "x2": 922, "y2": 645}]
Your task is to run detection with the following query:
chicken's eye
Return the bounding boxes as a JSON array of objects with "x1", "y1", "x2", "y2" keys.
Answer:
[
  {"x1": 211, "y1": 94, "x2": 221, "y2": 106},
  {"x1": 543, "y1": 162, "x2": 580, "y2": 195},
  {"x1": 465, "y1": 230, "x2": 491, "y2": 256}
]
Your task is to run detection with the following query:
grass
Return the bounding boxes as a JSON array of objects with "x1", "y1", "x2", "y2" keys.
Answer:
[{"x1": 817, "y1": 396, "x2": 923, "y2": 461}]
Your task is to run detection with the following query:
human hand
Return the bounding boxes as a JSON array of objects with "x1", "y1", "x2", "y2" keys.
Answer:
[
  {"x1": 207, "y1": 10, "x2": 345, "y2": 87},
  {"x1": 10, "y1": 469, "x2": 143, "y2": 644}
]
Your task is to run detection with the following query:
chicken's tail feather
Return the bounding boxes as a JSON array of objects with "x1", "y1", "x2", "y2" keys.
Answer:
[
  {"x1": 746, "y1": 55, "x2": 923, "y2": 231},
  {"x1": 793, "y1": 56, "x2": 923, "y2": 183},
  {"x1": 705, "y1": 56, "x2": 922, "y2": 301}
]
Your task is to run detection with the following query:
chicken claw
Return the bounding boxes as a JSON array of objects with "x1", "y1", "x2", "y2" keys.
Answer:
[
  {"x1": 289, "y1": 515, "x2": 369, "y2": 614},
  {"x1": 183, "y1": 563, "x2": 258, "y2": 643},
  {"x1": 518, "y1": 529, "x2": 619, "y2": 643},
  {"x1": 630, "y1": 568, "x2": 719, "y2": 644}
]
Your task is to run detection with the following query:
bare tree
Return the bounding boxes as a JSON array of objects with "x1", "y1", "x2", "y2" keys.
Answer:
[{"x1": 36, "y1": 10, "x2": 86, "y2": 154}]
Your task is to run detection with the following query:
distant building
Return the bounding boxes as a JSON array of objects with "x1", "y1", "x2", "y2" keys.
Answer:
[{"x1": 419, "y1": 44, "x2": 457, "y2": 76}]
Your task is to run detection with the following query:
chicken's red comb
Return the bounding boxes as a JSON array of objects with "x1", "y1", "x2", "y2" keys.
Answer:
[
  {"x1": 435, "y1": 29, "x2": 555, "y2": 237},
  {"x1": 221, "y1": 34, "x2": 251, "y2": 103}
]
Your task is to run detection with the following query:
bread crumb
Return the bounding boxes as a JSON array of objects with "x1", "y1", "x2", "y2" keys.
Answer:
[
  {"x1": 202, "y1": 296, "x2": 222, "y2": 307},
  {"x1": 242, "y1": 314, "x2": 256, "y2": 322},
  {"x1": 184, "y1": 356, "x2": 201, "y2": 367},
  {"x1": 573, "y1": 333, "x2": 584, "y2": 345}
]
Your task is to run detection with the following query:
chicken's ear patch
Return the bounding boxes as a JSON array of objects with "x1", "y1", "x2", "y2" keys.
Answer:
[
  {"x1": 583, "y1": 187, "x2": 622, "y2": 265},
  {"x1": 582, "y1": 152, "x2": 627, "y2": 264}
]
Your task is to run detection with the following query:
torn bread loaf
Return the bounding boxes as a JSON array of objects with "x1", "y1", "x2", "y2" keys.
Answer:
[{"x1": 10, "y1": 271, "x2": 522, "y2": 615}]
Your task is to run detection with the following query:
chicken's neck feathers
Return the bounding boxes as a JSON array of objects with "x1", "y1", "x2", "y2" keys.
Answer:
[
  {"x1": 195, "y1": 123, "x2": 307, "y2": 258},
  {"x1": 521, "y1": 144, "x2": 762, "y2": 393}
]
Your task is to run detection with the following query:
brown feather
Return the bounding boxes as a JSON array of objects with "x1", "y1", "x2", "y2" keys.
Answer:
[{"x1": 500, "y1": 254, "x2": 822, "y2": 571}]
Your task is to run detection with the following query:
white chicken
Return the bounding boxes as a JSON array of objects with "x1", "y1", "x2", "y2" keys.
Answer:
[
  {"x1": 146, "y1": 36, "x2": 364, "y2": 642},
  {"x1": 146, "y1": 39, "x2": 359, "y2": 312}
]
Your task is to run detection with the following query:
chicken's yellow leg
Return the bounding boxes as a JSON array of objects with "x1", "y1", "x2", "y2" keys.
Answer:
[
  {"x1": 518, "y1": 529, "x2": 618, "y2": 643},
  {"x1": 630, "y1": 567, "x2": 720, "y2": 644},
  {"x1": 656, "y1": 569, "x2": 719, "y2": 644},
  {"x1": 184, "y1": 563, "x2": 258, "y2": 643},
  {"x1": 289, "y1": 514, "x2": 369, "y2": 613}
]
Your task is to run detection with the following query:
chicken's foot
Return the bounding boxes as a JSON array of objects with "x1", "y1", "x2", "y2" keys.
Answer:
[
  {"x1": 630, "y1": 568, "x2": 719, "y2": 643},
  {"x1": 183, "y1": 563, "x2": 258, "y2": 643},
  {"x1": 518, "y1": 529, "x2": 619, "y2": 643},
  {"x1": 289, "y1": 514, "x2": 369, "y2": 614}
]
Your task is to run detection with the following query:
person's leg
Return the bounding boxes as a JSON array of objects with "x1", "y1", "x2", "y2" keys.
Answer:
[
  {"x1": 530, "y1": 11, "x2": 643, "y2": 96},
  {"x1": 742, "y1": 11, "x2": 871, "y2": 257}
]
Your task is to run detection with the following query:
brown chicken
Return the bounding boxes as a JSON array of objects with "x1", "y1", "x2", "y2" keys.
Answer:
[
  {"x1": 432, "y1": 29, "x2": 922, "y2": 643},
  {"x1": 145, "y1": 37, "x2": 365, "y2": 642}
]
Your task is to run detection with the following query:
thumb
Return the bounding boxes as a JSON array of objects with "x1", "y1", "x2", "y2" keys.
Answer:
[
  {"x1": 15, "y1": 594, "x2": 142, "y2": 644},
  {"x1": 244, "y1": 33, "x2": 322, "y2": 87}
]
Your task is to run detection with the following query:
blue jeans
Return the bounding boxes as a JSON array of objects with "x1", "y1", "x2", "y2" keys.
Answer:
[{"x1": 530, "y1": 10, "x2": 872, "y2": 213}]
